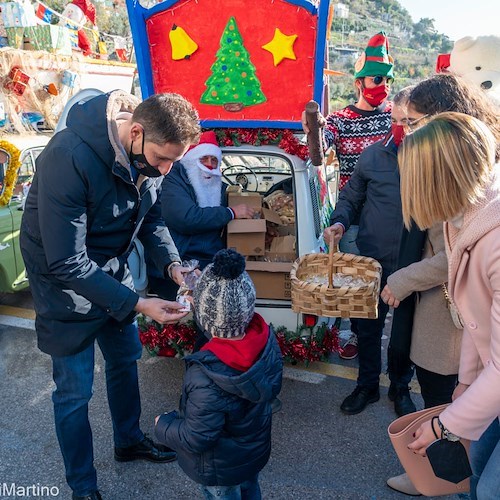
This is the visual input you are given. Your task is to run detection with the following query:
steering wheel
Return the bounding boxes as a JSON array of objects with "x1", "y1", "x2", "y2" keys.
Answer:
[{"x1": 222, "y1": 165, "x2": 260, "y2": 192}]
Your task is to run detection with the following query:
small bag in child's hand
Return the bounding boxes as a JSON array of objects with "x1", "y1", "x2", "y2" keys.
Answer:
[{"x1": 426, "y1": 439, "x2": 472, "y2": 484}]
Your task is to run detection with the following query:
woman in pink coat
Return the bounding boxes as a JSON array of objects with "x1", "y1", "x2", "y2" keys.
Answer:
[{"x1": 400, "y1": 112, "x2": 500, "y2": 500}]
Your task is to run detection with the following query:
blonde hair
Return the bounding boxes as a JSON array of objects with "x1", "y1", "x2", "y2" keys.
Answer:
[{"x1": 399, "y1": 112, "x2": 496, "y2": 229}]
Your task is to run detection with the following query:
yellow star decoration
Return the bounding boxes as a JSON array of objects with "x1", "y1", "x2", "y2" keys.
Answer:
[{"x1": 262, "y1": 28, "x2": 298, "y2": 66}]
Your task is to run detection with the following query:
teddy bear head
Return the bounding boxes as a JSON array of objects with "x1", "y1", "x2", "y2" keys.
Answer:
[{"x1": 448, "y1": 35, "x2": 500, "y2": 103}]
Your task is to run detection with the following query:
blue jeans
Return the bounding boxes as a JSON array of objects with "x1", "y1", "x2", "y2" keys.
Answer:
[
  {"x1": 51, "y1": 321, "x2": 144, "y2": 496},
  {"x1": 201, "y1": 475, "x2": 261, "y2": 500},
  {"x1": 469, "y1": 418, "x2": 500, "y2": 500}
]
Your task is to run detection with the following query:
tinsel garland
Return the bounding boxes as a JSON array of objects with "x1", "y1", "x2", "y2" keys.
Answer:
[
  {"x1": 138, "y1": 316, "x2": 198, "y2": 358},
  {"x1": 275, "y1": 323, "x2": 341, "y2": 365},
  {"x1": 0, "y1": 140, "x2": 22, "y2": 206},
  {"x1": 213, "y1": 128, "x2": 309, "y2": 161},
  {"x1": 139, "y1": 314, "x2": 340, "y2": 364}
]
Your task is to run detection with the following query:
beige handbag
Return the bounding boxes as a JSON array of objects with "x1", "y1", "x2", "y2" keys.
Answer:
[{"x1": 388, "y1": 404, "x2": 471, "y2": 497}]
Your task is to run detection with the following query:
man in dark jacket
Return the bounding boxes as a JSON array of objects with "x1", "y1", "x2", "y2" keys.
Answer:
[
  {"x1": 20, "y1": 91, "x2": 200, "y2": 500},
  {"x1": 155, "y1": 249, "x2": 283, "y2": 498},
  {"x1": 323, "y1": 87, "x2": 416, "y2": 417},
  {"x1": 147, "y1": 130, "x2": 255, "y2": 299}
]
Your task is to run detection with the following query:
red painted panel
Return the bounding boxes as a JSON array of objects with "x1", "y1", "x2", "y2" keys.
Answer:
[{"x1": 146, "y1": 0, "x2": 318, "y2": 122}]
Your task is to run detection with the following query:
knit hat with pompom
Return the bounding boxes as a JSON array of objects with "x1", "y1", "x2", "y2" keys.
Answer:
[{"x1": 193, "y1": 249, "x2": 256, "y2": 338}]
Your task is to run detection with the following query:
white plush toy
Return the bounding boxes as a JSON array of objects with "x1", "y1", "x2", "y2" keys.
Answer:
[{"x1": 437, "y1": 35, "x2": 500, "y2": 104}]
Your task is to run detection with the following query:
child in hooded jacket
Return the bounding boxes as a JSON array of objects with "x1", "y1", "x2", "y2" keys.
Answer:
[{"x1": 154, "y1": 249, "x2": 283, "y2": 499}]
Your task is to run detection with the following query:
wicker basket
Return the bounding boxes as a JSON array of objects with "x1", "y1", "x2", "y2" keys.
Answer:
[{"x1": 290, "y1": 245, "x2": 382, "y2": 319}]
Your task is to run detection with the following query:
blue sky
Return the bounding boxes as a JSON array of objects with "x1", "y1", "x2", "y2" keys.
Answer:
[{"x1": 397, "y1": 0, "x2": 500, "y2": 41}]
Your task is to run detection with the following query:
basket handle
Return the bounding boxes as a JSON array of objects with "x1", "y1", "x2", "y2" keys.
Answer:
[{"x1": 328, "y1": 243, "x2": 339, "y2": 289}]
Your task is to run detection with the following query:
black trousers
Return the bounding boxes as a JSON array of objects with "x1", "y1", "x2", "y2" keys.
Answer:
[
  {"x1": 356, "y1": 272, "x2": 390, "y2": 388},
  {"x1": 415, "y1": 364, "x2": 458, "y2": 408}
]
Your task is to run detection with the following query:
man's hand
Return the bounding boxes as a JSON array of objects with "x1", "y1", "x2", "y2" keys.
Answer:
[
  {"x1": 135, "y1": 297, "x2": 188, "y2": 324},
  {"x1": 230, "y1": 204, "x2": 256, "y2": 219},
  {"x1": 381, "y1": 284, "x2": 400, "y2": 308},
  {"x1": 301, "y1": 109, "x2": 327, "y2": 134},
  {"x1": 169, "y1": 264, "x2": 192, "y2": 286},
  {"x1": 323, "y1": 223, "x2": 344, "y2": 247}
]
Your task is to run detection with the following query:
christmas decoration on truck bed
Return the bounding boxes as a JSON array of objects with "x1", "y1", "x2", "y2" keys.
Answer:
[{"x1": 126, "y1": 0, "x2": 330, "y2": 129}]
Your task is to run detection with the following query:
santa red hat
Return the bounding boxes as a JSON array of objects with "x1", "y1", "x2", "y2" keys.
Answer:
[
  {"x1": 70, "y1": 0, "x2": 96, "y2": 25},
  {"x1": 182, "y1": 131, "x2": 222, "y2": 175}
]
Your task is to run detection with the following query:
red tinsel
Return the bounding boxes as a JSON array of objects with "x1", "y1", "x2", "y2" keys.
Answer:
[
  {"x1": 274, "y1": 323, "x2": 341, "y2": 365},
  {"x1": 213, "y1": 128, "x2": 309, "y2": 161},
  {"x1": 138, "y1": 320, "x2": 197, "y2": 358},
  {"x1": 138, "y1": 315, "x2": 340, "y2": 364}
]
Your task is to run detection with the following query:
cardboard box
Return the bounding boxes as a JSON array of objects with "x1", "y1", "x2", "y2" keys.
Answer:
[
  {"x1": 270, "y1": 235, "x2": 295, "y2": 254},
  {"x1": 246, "y1": 261, "x2": 293, "y2": 300},
  {"x1": 228, "y1": 191, "x2": 263, "y2": 210},
  {"x1": 227, "y1": 218, "x2": 266, "y2": 256},
  {"x1": 226, "y1": 202, "x2": 284, "y2": 256}
]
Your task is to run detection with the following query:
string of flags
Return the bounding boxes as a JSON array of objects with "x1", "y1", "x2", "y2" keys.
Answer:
[{"x1": 32, "y1": 0, "x2": 132, "y2": 54}]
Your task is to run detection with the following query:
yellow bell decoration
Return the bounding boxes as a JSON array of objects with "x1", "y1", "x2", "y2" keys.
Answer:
[{"x1": 169, "y1": 24, "x2": 198, "y2": 61}]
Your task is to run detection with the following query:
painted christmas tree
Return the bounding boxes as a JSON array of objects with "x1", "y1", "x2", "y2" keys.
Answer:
[{"x1": 201, "y1": 17, "x2": 266, "y2": 111}]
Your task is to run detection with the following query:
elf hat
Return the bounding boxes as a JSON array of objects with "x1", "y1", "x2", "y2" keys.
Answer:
[
  {"x1": 182, "y1": 130, "x2": 222, "y2": 175},
  {"x1": 193, "y1": 249, "x2": 256, "y2": 338},
  {"x1": 70, "y1": 0, "x2": 96, "y2": 25},
  {"x1": 354, "y1": 31, "x2": 394, "y2": 80}
]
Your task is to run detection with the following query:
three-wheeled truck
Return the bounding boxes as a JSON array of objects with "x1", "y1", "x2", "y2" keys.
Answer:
[{"x1": 124, "y1": 0, "x2": 338, "y2": 331}]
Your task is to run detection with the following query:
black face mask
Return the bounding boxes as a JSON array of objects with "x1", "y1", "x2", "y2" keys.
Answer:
[{"x1": 129, "y1": 132, "x2": 162, "y2": 178}]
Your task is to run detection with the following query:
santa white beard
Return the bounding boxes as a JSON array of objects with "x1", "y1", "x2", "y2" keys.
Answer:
[{"x1": 183, "y1": 159, "x2": 222, "y2": 208}]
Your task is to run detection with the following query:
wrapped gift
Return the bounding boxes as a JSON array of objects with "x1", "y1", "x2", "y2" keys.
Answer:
[
  {"x1": 5, "y1": 26, "x2": 25, "y2": 48},
  {"x1": 62, "y1": 70, "x2": 77, "y2": 88},
  {"x1": 24, "y1": 25, "x2": 72, "y2": 55},
  {"x1": 4, "y1": 66, "x2": 30, "y2": 96},
  {"x1": 1, "y1": 1, "x2": 36, "y2": 28}
]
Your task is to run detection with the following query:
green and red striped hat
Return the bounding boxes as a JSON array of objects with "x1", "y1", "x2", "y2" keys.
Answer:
[{"x1": 354, "y1": 31, "x2": 394, "y2": 79}]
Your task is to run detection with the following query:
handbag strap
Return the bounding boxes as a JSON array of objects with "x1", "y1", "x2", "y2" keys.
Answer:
[
  {"x1": 427, "y1": 237, "x2": 454, "y2": 308},
  {"x1": 431, "y1": 416, "x2": 440, "y2": 440}
]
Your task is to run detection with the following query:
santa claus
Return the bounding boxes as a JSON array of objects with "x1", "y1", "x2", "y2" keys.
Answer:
[
  {"x1": 181, "y1": 131, "x2": 224, "y2": 208},
  {"x1": 59, "y1": 0, "x2": 96, "y2": 55}
]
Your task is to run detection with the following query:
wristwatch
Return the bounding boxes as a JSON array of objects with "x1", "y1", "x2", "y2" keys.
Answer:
[{"x1": 437, "y1": 418, "x2": 461, "y2": 442}]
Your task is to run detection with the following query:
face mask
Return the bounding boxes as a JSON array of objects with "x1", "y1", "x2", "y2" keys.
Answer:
[
  {"x1": 362, "y1": 84, "x2": 389, "y2": 108},
  {"x1": 129, "y1": 133, "x2": 162, "y2": 178},
  {"x1": 391, "y1": 123, "x2": 406, "y2": 147}
]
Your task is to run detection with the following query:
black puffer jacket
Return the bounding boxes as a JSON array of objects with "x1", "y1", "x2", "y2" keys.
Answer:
[
  {"x1": 154, "y1": 314, "x2": 283, "y2": 486},
  {"x1": 330, "y1": 134, "x2": 402, "y2": 272},
  {"x1": 20, "y1": 91, "x2": 180, "y2": 356}
]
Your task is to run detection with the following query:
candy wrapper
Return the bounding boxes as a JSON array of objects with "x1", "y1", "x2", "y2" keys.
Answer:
[{"x1": 176, "y1": 259, "x2": 200, "y2": 312}]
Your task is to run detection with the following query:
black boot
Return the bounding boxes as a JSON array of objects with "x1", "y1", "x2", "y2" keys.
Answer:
[
  {"x1": 340, "y1": 386, "x2": 380, "y2": 415},
  {"x1": 393, "y1": 388, "x2": 416, "y2": 417},
  {"x1": 114, "y1": 436, "x2": 176, "y2": 463}
]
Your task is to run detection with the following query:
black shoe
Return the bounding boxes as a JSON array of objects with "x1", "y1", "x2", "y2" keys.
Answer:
[
  {"x1": 72, "y1": 491, "x2": 102, "y2": 500},
  {"x1": 114, "y1": 436, "x2": 176, "y2": 463},
  {"x1": 394, "y1": 389, "x2": 417, "y2": 417},
  {"x1": 388, "y1": 382, "x2": 398, "y2": 402},
  {"x1": 340, "y1": 386, "x2": 380, "y2": 415}
]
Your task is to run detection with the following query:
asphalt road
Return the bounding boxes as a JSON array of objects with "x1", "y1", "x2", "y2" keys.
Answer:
[{"x1": 0, "y1": 293, "x2": 466, "y2": 500}]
